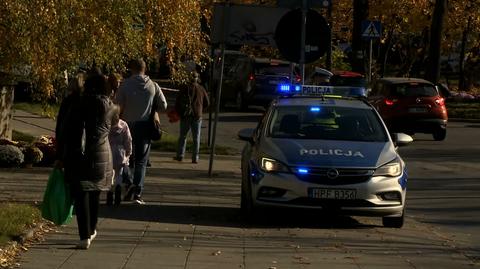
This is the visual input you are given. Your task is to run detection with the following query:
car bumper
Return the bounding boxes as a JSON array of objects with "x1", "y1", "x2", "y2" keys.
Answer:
[
  {"x1": 251, "y1": 172, "x2": 406, "y2": 217},
  {"x1": 386, "y1": 118, "x2": 447, "y2": 133}
]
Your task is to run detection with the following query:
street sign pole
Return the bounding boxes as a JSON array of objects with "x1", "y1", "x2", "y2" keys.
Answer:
[
  {"x1": 209, "y1": 3, "x2": 229, "y2": 177},
  {"x1": 300, "y1": 0, "x2": 307, "y2": 84},
  {"x1": 368, "y1": 38, "x2": 373, "y2": 84}
]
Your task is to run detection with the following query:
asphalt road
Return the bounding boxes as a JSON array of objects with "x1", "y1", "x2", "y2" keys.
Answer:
[{"x1": 202, "y1": 112, "x2": 480, "y2": 267}]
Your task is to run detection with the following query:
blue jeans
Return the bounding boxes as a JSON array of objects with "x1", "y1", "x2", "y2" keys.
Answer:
[
  {"x1": 127, "y1": 121, "x2": 151, "y2": 196},
  {"x1": 176, "y1": 117, "x2": 202, "y2": 162}
]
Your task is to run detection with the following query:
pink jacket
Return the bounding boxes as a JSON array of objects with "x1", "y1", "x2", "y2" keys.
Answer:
[{"x1": 108, "y1": 119, "x2": 132, "y2": 169}]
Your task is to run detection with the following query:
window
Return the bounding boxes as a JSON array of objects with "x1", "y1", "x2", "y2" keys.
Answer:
[
  {"x1": 391, "y1": 83, "x2": 438, "y2": 97},
  {"x1": 268, "y1": 106, "x2": 388, "y2": 142}
]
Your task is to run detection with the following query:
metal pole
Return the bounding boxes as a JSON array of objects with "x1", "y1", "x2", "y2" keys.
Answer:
[
  {"x1": 207, "y1": 47, "x2": 215, "y2": 146},
  {"x1": 326, "y1": 1, "x2": 333, "y2": 71},
  {"x1": 208, "y1": 3, "x2": 228, "y2": 177},
  {"x1": 300, "y1": 0, "x2": 307, "y2": 84},
  {"x1": 368, "y1": 38, "x2": 373, "y2": 84}
]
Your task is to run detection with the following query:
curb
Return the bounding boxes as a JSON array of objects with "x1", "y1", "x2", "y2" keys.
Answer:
[{"x1": 449, "y1": 118, "x2": 480, "y2": 123}]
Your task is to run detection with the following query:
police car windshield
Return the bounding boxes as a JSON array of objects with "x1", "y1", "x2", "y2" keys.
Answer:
[{"x1": 268, "y1": 106, "x2": 388, "y2": 142}]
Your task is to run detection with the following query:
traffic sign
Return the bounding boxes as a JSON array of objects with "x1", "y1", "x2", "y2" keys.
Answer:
[
  {"x1": 361, "y1": 20, "x2": 381, "y2": 40},
  {"x1": 274, "y1": 9, "x2": 329, "y2": 63}
]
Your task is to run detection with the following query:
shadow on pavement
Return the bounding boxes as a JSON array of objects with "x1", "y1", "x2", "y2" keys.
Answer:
[{"x1": 98, "y1": 204, "x2": 379, "y2": 230}]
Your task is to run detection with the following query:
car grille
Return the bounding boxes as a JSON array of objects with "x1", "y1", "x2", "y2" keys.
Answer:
[{"x1": 293, "y1": 167, "x2": 374, "y2": 185}]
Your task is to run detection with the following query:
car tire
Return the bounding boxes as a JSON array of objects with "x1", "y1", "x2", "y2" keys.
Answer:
[
  {"x1": 235, "y1": 91, "x2": 248, "y2": 111},
  {"x1": 432, "y1": 128, "x2": 447, "y2": 141},
  {"x1": 382, "y1": 210, "x2": 404, "y2": 228},
  {"x1": 240, "y1": 179, "x2": 256, "y2": 221}
]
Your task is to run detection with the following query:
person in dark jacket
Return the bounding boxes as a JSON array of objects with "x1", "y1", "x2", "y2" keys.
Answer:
[
  {"x1": 174, "y1": 72, "x2": 209, "y2": 163},
  {"x1": 57, "y1": 70, "x2": 115, "y2": 249}
]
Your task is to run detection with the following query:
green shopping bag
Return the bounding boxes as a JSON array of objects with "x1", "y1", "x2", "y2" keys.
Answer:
[{"x1": 41, "y1": 168, "x2": 74, "y2": 225}]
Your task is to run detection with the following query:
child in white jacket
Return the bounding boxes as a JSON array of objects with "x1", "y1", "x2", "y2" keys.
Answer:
[{"x1": 107, "y1": 107, "x2": 132, "y2": 206}]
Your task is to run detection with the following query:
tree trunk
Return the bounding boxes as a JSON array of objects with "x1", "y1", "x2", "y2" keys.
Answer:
[
  {"x1": 425, "y1": 0, "x2": 447, "y2": 84},
  {"x1": 0, "y1": 85, "x2": 14, "y2": 140},
  {"x1": 351, "y1": 0, "x2": 369, "y2": 73},
  {"x1": 459, "y1": 16, "x2": 472, "y2": 91},
  {"x1": 379, "y1": 29, "x2": 394, "y2": 78}
]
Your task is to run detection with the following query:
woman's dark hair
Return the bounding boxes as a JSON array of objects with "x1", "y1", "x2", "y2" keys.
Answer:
[{"x1": 84, "y1": 73, "x2": 110, "y2": 96}]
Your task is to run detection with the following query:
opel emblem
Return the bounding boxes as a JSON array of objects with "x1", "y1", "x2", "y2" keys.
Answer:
[
  {"x1": 416, "y1": 98, "x2": 421, "y2": 103},
  {"x1": 326, "y1": 168, "x2": 339, "y2": 179}
]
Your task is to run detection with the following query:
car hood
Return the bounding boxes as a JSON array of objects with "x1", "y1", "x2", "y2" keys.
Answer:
[{"x1": 261, "y1": 138, "x2": 397, "y2": 168}]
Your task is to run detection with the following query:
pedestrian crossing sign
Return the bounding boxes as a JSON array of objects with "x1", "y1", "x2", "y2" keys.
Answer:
[{"x1": 361, "y1": 20, "x2": 381, "y2": 40}]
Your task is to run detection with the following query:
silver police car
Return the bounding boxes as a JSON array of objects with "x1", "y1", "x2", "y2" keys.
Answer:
[{"x1": 238, "y1": 96, "x2": 412, "y2": 227}]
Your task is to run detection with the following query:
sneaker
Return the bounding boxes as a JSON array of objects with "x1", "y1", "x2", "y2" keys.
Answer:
[
  {"x1": 173, "y1": 156, "x2": 183, "y2": 161},
  {"x1": 77, "y1": 239, "x2": 91, "y2": 249},
  {"x1": 90, "y1": 230, "x2": 97, "y2": 242},
  {"x1": 114, "y1": 185, "x2": 122, "y2": 206},
  {"x1": 133, "y1": 195, "x2": 146, "y2": 205},
  {"x1": 106, "y1": 191, "x2": 113, "y2": 206}
]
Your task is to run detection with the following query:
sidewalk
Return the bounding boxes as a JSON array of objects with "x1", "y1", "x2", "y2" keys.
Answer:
[{"x1": 6, "y1": 110, "x2": 244, "y2": 269}]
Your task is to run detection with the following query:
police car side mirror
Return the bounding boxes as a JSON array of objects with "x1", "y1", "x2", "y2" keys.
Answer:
[
  {"x1": 238, "y1": 128, "x2": 255, "y2": 144},
  {"x1": 392, "y1": 133, "x2": 413, "y2": 147}
]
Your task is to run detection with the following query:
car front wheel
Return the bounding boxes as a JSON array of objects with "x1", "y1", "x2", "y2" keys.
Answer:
[
  {"x1": 240, "y1": 179, "x2": 256, "y2": 221},
  {"x1": 382, "y1": 210, "x2": 404, "y2": 228}
]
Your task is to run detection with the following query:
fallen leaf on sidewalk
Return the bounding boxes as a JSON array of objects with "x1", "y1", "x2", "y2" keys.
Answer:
[{"x1": 211, "y1": 250, "x2": 222, "y2": 256}]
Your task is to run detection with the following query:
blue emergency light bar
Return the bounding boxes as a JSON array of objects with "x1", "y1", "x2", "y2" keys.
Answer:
[
  {"x1": 310, "y1": 107, "x2": 321, "y2": 112},
  {"x1": 278, "y1": 84, "x2": 366, "y2": 97},
  {"x1": 278, "y1": 84, "x2": 301, "y2": 94}
]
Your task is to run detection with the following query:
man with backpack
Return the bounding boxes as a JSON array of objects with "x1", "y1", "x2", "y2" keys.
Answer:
[{"x1": 174, "y1": 72, "x2": 209, "y2": 163}]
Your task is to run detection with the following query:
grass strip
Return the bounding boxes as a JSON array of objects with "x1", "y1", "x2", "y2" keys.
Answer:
[
  {"x1": 0, "y1": 203, "x2": 41, "y2": 246},
  {"x1": 446, "y1": 101, "x2": 480, "y2": 119}
]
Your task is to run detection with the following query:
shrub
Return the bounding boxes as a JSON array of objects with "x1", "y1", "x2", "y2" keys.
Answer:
[
  {"x1": 33, "y1": 135, "x2": 56, "y2": 166},
  {"x1": 22, "y1": 145, "x2": 43, "y2": 164},
  {"x1": 0, "y1": 145, "x2": 24, "y2": 167}
]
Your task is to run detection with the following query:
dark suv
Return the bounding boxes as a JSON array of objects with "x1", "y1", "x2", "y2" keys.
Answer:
[
  {"x1": 221, "y1": 57, "x2": 299, "y2": 110},
  {"x1": 368, "y1": 77, "x2": 448, "y2": 141}
]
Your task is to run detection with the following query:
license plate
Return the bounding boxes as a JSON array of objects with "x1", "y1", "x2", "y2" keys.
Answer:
[
  {"x1": 408, "y1": 107, "x2": 427, "y2": 113},
  {"x1": 269, "y1": 80, "x2": 283, "y2": 85},
  {"x1": 309, "y1": 188, "x2": 357, "y2": 199}
]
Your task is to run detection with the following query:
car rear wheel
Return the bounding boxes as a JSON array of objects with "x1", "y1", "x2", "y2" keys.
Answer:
[
  {"x1": 432, "y1": 128, "x2": 447, "y2": 141},
  {"x1": 382, "y1": 210, "x2": 404, "y2": 228}
]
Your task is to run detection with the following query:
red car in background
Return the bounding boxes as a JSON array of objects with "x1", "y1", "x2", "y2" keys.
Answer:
[{"x1": 368, "y1": 77, "x2": 448, "y2": 141}]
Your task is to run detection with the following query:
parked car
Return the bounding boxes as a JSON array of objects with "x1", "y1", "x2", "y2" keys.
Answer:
[
  {"x1": 221, "y1": 57, "x2": 299, "y2": 110},
  {"x1": 305, "y1": 67, "x2": 332, "y2": 85},
  {"x1": 330, "y1": 71, "x2": 366, "y2": 87},
  {"x1": 238, "y1": 95, "x2": 412, "y2": 227},
  {"x1": 368, "y1": 77, "x2": 448, "y2": 141}
]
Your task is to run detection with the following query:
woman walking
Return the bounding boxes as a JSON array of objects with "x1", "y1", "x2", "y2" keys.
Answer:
[{"x1": 56, "y1": 70, "x2": 115, "y2": 249}]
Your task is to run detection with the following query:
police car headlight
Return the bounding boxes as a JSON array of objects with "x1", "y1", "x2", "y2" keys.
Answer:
[
  {"x1": 373, "y1": 160, "x2": 402, "y2": 177},
  {"x1": 260, "y1": 157, "x2": 289, "y2": 173}
]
